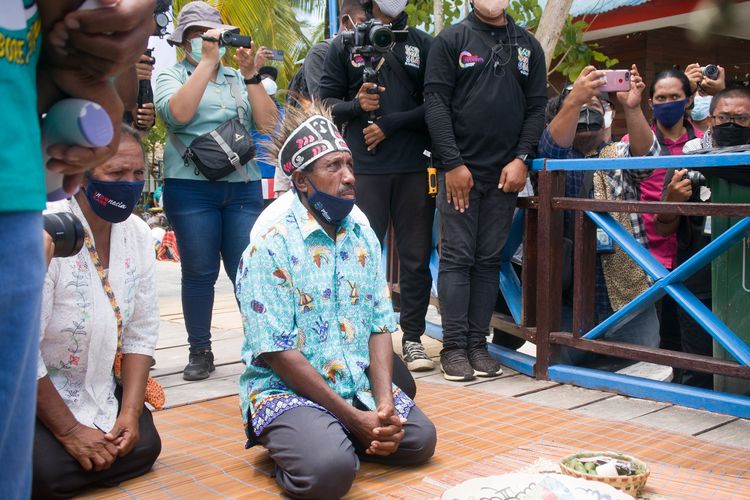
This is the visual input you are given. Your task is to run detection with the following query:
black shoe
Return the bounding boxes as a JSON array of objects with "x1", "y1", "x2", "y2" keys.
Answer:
[
  {"x1": 440, "y1": 349, "x2": 475, "y2": 381},
  {"x1": 183, "y1": 349, "x2": 215, "y2": 381},
  {"x1": 468, "y1": 348, "x2": 503, "y2": 377}
]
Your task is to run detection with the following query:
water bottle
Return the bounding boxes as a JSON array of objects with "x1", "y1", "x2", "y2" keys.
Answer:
[{"x1": 43, "y1": 99, "x2": 114, "y2": 201}]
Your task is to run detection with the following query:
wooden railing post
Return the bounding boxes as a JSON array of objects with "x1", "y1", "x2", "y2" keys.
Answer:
[
  {"x1": 572, "y1": 211, "x2": 596, "y2": 338},
  {"x1": 535, "y1": 168, "x2": 565, "y2": 379},
  {"x1": 522, "y1": 202, "x2": 538, "y2": 327}
]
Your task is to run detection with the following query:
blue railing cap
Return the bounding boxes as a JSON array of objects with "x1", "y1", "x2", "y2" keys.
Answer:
[{"x1": 530, "y1": 152, "x2": 750, "y2": 172}]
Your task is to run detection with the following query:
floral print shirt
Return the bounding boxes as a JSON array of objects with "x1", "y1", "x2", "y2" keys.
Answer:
[
  {"x1": 237, "y1": 195, "x2": 412, "y2": 446},
  {"x1": 38, "y1": 198, "x2": 159, "y2": 432}
]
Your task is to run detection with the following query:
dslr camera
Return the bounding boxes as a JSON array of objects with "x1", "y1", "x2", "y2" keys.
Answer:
[
  {"x1": 701, "y1": 64, "x2": 720, "y2": 81},
  {"x1": 202, "y1": 29, "x2": 252, "y2": 48},
  {"x1": 153, "y1": 0, "x2": 173, "y2": 38},
  {"x1": 685, "y1": 170, "x2": 707, "y2": 202},
  {"x1": 340, "y1": 19, "x2": 408, "y2": 57}
]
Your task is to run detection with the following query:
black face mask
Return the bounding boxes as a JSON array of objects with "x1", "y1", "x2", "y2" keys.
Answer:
[
  {"x1": 713, "y1": 122, "x2": 750, "y2": 147},
  {"x1": 577, "y1": 107, "x2": 604, "y2": 132}
]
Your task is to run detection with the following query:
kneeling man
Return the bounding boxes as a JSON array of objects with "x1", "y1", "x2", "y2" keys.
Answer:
[{"x1": 237, "y1": 104, "x2": 437, "y2": 499}]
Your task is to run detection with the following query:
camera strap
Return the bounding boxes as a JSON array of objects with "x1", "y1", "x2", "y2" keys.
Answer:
[{"x1": 384, "y1": 51, "x2": 418, "y2": 100}]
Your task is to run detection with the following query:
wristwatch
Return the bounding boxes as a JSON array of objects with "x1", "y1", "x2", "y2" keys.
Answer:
[
  {"x1": 243, "y1": 74, "x2": 262, "y2": 85},
  {"x1": 515, "y1": 154, "x2": 533, "y2": 167}
]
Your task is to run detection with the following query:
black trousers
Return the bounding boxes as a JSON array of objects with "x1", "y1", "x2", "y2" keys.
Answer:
[
  {"x1": 355, "y1": 171, "x2": 435, "y2": 343},
  {"x1": 436, "y1": 174, "x2": 517, "y2": 352},
  {"x1": 32, "y1": 406, "x2": 161, "y2": 499},
  {"x1": 675, "y1": 297, "x2": 714, "y2": 389}
]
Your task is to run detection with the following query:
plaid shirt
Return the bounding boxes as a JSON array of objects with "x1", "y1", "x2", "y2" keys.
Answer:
[{"x1": 538, "y1": 128, "x2": 661, "y2": 317}]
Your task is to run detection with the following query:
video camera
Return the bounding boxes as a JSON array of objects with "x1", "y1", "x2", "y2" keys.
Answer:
[
  {"x1": 201, "y1": 29, "x2": 252, "y2": 49},
  {"x1": 340, "y1": 19, "x2": 408, "y2": 57}
]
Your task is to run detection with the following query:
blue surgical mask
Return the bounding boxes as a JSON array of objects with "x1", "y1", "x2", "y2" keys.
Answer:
[
  {"x1": 692, "y1": 95, "x2": 712, "y2": 121},
  {"x1": 190, "y1": 37, "x2": 226, "y2": 63},
  {"x1": 653, "y1": 98, "x2": 688, "y2": 128},
  {"x1": 85, "y1": 177, "x2": 145, "y2": 223},
  {"x1": 304, "y1": 176, "x2": 355, "y2": 226}
]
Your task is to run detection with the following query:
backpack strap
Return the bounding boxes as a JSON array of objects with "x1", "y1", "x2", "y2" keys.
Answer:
[{"x1": 384, "y1": 51, "x2": 418, "y2": 99}]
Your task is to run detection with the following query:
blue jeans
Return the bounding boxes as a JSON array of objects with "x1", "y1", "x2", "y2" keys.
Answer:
[
  {"x1": 0, "y1": 212, "x2": 44, "y2": 499},
  {"x1": 163, "y1": 179, "x2": 262, "y2": 351}
]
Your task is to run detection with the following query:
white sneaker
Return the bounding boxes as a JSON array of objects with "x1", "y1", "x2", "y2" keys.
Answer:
[{"x1": 402, "y1": 341, "x2": 435, "y2": 371}]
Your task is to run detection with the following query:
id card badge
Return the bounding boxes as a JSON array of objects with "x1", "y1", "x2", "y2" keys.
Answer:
[{"x1": 596, "y1": 228, "x2": 615, "y2": 253}]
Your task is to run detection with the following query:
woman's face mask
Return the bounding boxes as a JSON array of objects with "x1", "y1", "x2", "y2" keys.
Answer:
[
  {"x1": 189, "y1": 37, "x2": 226, "y2": 64},
  {"x1": 604, "y1": 110, "x2": 613, "y2": 129}
]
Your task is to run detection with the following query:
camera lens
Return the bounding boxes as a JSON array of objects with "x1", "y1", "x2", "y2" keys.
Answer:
[
  {"x1": 369, "y1": 26, "x2": 394, "y2": 52},
  {"x1": 43, "y1": 212, "x2": 85, "y2": 258},
  {"x1": 702, "y1": 64, "x2": 720, "y2": 80}
]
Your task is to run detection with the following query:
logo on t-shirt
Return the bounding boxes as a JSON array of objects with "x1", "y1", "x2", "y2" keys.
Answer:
[
  {"x1": 517, "y1": 47, "x2": 531, "y2": 76},
  {"x1": 404, "y1": 44, "x2": 420, "y2": 68},
  {"x1": 458, "y1": 51, "x2": 484, "y2": 69}
]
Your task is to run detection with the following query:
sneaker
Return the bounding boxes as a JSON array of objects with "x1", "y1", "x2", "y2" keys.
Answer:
[
  {"x1": 468, "y1": 348, "x2": 503, "y2": 377},
  {"x1": 402, "y1": 341, "x2": 435, "y2": 371},
  {"x1": 183, "y1": 349, "x2": 215, "y2": 381},
  {"x1": 440, "y1": 349, "x2": 475, "y2": 381}
]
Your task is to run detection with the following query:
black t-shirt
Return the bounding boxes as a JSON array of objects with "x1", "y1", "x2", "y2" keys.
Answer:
[
  {"x1": 424, "y1": 13, "x2": 547, "y2": 183},
  {"x1": 319, "y1": 20, "x2": 433, "y2": 175}
]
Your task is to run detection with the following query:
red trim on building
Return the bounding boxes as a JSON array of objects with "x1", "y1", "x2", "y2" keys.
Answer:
[{"x1": 576, "y1": 0, "x2": 749, "y2": 32}]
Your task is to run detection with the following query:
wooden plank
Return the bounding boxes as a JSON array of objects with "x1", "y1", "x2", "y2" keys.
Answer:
[
  {"x1": 551, "y1": 197, "x2": 750, "y2": 217},
  {"x1": 573, "y1": 395, "x2": 669, "y2": 421},
  {"x1": 550, "y1": 332, "x2": 750, "y2": 379},
  {"x1": 470, "y1": 374, "x2": 559, "y2": 397},
  {"x1": 695, "y1": 418, "x2": 750, "y2": 450},
  {"x1": 632, "y1": 405, "x2": 736, "y2": 436},
  {"x1": 518, "y1": 384, "x2": 613, "y2": 409},
  {"x1": 162, "y1": 373, "x2": 241, "y2": 409},
  {"x1": 418, "y1": 370, "x2": 513, "y2": 388},
  {"x1": 152, "y1": 334, "x2": 244, "y2": 377},
  {"x1": 158, "y1": 362, "x2": 245, "y2": 390}
]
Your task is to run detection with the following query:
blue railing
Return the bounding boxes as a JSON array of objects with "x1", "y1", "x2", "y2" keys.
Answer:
[{"x1": 418, "y1": 152, "x2": 750, "y2": 417}]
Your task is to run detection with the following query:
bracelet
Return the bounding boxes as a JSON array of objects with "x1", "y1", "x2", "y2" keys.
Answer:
[{"x1": 243, "y1": 74, "x2": 261, "y2": 85}]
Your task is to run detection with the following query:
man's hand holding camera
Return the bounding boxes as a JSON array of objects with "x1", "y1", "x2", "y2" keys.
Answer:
[
  {"x1": 685, "y1": 63, "x2": 726, "y2": 96},
  {"x1": 357, "y1": 82, "x2": 385, "y2": 113},
  {"x1": 666, "y1": 169, "x2": 693, "y2": 203}
]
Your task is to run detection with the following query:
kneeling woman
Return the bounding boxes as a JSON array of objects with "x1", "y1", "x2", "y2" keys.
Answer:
[{"x1": 33, "y1": 126, "x2": 163, "y2": 499}]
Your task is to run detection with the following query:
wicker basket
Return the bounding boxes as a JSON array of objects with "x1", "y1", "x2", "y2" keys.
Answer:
[{"x1": 559, "y1": 451, "x2": 650, "y2": 497}]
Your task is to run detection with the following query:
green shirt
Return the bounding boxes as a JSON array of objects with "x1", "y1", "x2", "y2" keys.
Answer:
[
  {"x1": 0, "y1": 0, "x2": 43, "y2": 212},
  {"x1": 155, "y1": 60, "x2": 261, "y2": 183}
]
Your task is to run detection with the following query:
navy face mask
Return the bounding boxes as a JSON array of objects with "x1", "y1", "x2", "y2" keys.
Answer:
[
  {"x1": 85, "y1": 177, "x2": 145, "y2": 223},
  {"x1": 653, "y1": 98, "x2": 688, "y2": 128},
  {"x1": 304, "y1": 176, "x2": 355, "y2": 226}
]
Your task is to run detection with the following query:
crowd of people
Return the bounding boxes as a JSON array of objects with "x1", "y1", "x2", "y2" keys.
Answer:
[{"x1": 2, "y1": 0, "x2": 750, "y2": 498}]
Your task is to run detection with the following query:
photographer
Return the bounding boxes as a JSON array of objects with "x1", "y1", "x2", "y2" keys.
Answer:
[
  {"x1": 319, "y1": 0, "x2": 436, "y2": 372},
  {"x1": 656, "y1": 86, "x2": 750, "y2": 389},
  {"x1": 155, "y1": 1, "x2": 277, "y2": 381},
  {"x1": 33, "y1": 125, "x2": 163, "y2": 499}
]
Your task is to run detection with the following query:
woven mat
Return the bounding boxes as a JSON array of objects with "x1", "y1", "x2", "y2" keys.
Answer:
[{"x1": 82, "y1": 381, "x2": 750, "y2": 499}]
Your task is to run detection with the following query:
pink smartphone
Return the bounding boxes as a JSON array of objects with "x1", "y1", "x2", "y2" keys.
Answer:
[{"x1": 598, "y1": 69, "x2": 631, "y2": 92}]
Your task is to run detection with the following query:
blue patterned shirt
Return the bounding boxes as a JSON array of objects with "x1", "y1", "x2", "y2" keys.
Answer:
[{"x1": 237, "y1": 195, "x2": 413, "y2": 446}]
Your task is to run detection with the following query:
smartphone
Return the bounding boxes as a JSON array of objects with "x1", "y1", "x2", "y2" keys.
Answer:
[
  {"x1": 269, "y1": 49, "x2": 285, "y2": 61},
  {"x1": 598, "y1": 69, "x2": 631, "y2": 92}
]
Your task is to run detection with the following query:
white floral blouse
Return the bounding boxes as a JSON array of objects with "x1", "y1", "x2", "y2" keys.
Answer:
[{"x1": 38, "y1": 198, "x2": 159, "y2": 431}]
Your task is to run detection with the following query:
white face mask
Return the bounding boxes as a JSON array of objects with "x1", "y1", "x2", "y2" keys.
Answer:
[
  {"x1": 604, "y1": 110, "x2": 613, "y2": 129},
  {"x1": 472, "y1": 0, "x2": 509, "y2": 19},
  {"x1": 262, "y1": 77, "x2": 278, "y2": 96}
]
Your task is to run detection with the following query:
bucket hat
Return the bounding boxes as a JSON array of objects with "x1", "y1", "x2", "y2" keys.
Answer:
[{"x1": 167, "y1": 1, "x2": 237, "y2": 46}]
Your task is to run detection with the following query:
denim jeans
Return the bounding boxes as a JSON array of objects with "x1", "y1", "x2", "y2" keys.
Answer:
[
  {"x1": 437, "y1": 174, "x2": 517, "y2": 352},
  {"x1": 163, "y1": 179, "x2": 263, "y2": 351},
  {"x1": 0, "y1": 212, "x2": 44, "y2": 499}
]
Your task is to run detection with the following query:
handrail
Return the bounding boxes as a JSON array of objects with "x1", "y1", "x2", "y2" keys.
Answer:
[{"x1": 530, "y1": 152, "x2": 750, "y2": 171}]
